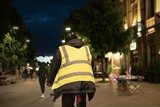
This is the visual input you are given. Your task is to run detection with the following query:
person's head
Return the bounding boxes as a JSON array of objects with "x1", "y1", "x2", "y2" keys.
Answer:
[{"x1": 64, "y1": 32, "x2": 77, "y2": 42}]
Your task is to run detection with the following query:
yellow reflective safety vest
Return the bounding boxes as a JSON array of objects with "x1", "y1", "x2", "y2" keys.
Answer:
[{"x1": 52, "y1": 45, "x2": 95, "y2": 90}]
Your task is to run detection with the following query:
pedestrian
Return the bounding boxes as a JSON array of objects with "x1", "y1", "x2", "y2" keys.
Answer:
[
  {"x1": 47, "y1": 32, "x2": 96, "y2": 107},
  {"x1": 23, "y1": 67, "x2": 28, "y2": 79},
  {"x1": 48, "y1": 63, "x2": 54, "y2": 96},
  {"x1": 107, "y1": 61, "x2": 112, "y2": 86},
  {"x1": 37, "y1": 62, "x2": 48, "y2": 98},
  {"x1": 30, "y1": 69, "x2": 34, "y2": 79}
]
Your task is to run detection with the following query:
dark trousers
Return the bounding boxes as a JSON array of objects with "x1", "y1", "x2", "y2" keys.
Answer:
[
  {"x1": 62, "y1": 93, "x2": 86, "y2": 107},
  {"x1": 30, "y1": 73, "x2": 33, "y2": 79},
  {"x1": 39, "y1": 77, "x2": 46, "y2": 93}
]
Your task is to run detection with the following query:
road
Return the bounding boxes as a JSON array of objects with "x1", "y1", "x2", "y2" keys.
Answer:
[{"x1": 0, "y1": 78, "x2": 160, "y2": 107}]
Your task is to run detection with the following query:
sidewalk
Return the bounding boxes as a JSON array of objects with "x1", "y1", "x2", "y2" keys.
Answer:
[
  {"x1": 88, "y1": 78, "x2": 160, "y2": 107},
  {"x1": 0, "y1": 75, "x2": 17, "y2": 86},
  {"x1": 0, "y1": 78, "x2": 160, "y2": 107}
]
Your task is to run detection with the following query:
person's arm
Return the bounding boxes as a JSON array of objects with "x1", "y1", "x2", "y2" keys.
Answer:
[
  {"x1": 89, "y1": 46, "x2": 94, "y2": 72},
  {"x1": 36, "y1": 68, "x2": 40, "y2": 76},
  {"x1": 47, "y1": 49, "x2": 61, "y2": 86},
  {"x1": 91, "y1": 56, "x2": 94, "y2": 70}
]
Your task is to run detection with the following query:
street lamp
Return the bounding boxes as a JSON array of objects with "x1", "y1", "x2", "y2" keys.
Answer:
[
  {"x1": 65, "y1": 27, "x2": 71, "y2": 32},
  {"x1": 61, "y1": 39, "x2": 65, "y2": 44},
  {"x1": 62, "y1": 27, "x2": 71, "y2": 44},
  {"x1": 10, "y1": 26, "x2": 19, "y2": 33},
  {"x1": 13, "y1": 26, "x2": 19, "y2": 30},
  {"x1": 26, "y1": 39, "x2": 30, "y2": 43}
]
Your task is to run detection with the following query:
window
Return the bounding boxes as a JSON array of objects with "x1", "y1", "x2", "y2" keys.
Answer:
[
  {"x1": 131, "y1": 1, "x2": 138, "y2": 26},
  {"x1": 147, "y1": 0, "x2": 155, "y2": 18}
]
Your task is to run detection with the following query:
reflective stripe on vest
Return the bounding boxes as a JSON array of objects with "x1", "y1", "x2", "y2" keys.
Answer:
[
  {"x1": 60, "y1": 46, "x2": 91, "y2": 68},
  {"x1": 52, "y1": 45, "x2": 95, "y2": 89}
]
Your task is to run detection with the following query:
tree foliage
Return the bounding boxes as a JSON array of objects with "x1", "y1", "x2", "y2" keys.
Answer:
[
  {"x1": 64, "y1": 0, "x2": 134, "y2": 81},
  {"x1": 65, "y1": 0, "x2": 133, "y2": 55},
  {"x1": 0, "y1": 0, "x2": 26, "y2": 40},
  {"x1": 0, "y1": 33, "x2": 27, "y2": 66},
  {"x1": 0, "y1": 0, "x2": 35, "y2": 67}
]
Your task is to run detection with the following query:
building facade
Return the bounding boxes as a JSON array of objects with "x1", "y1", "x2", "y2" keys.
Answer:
[{"x1": 121, "y1": 0, "x2": 160, "y2": 74}]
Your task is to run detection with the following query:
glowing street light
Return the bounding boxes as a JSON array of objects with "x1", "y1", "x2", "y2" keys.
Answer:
[
  {"x1": 26, "y1": 39, "x2": 30, "y2": 43},
  {"x1": 62, "y1": 39, "x2": 65, "y2": 43},
  {"x1": 10, "y1": 26, "x2": 19, "y2": 32},
  {"x1": 65, "y1": 27, "x2": 71, "y2": 31},
  {"x1": 62, "y1": 27, "x2": 71, "y2": 44},
  {"x1": 13, "y1": 26, "x2": 19, "y2": 30}
]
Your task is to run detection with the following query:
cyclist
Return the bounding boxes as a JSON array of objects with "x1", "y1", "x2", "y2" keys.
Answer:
[{"x1": 47, "y1": 32, "x2": 96, "y2": 107}]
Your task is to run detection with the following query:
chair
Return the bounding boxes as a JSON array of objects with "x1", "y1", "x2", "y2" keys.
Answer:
[
  {"x1": 116, "y1": 78, "x2": 128, "y2": 92},
  {"x1": 127, "y1": 77, "x2": 144, "y2": 94},
  {"x1": 116, "y1": 75, "x2": 144, "y2": 94}
]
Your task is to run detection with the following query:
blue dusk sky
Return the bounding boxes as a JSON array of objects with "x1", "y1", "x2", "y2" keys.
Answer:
[{"x1": 11, "y1": 0, "x2": 91, "y2": 56}]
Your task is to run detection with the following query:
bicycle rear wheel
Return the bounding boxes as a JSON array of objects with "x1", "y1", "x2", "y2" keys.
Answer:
[{"x1": 76, "y1": 94, "x2": 86, "y2": 107}]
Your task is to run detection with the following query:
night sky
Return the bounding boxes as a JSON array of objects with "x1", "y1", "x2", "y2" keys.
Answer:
[{"x1": 11, "y1": 0, "x2": 91, "y2": 56}]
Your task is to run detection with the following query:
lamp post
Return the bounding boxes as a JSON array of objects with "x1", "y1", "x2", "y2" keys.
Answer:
[
  {"x1": 26, "y1": 39, "x2": 30, "y2": 43},
  {"x1": 62, "y1": 27, "x2": 71, "y2": 44},
  {"x1": 65, "y1": 27, "x2": 71, "y2": 32},
  {"x1": 61, "y1": 39, "x2": 65, "y2": 44},
  {"x1": 9, "y1": 26, "x2": 19, "y2": 34},
  {"x1": 13, "y1": 26, "x2": 18, "y2": 30}
]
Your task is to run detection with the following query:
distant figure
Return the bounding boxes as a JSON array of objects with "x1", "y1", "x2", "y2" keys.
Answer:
[
  {"x1": 48, "y1": 63, "x2": 54, "y2": 96},
  {"x1": 37, "y1": 62, "x2": 48, "y2": 98},
  {"x1": 23, "y1": 67, "x2": 28, "y2": 79},
  {"x1": 107, "y1": 61, "x2": 112, "y2": 86},
  {"x1": 30, "y1": 69, "x2": 34, "y2": 79}
]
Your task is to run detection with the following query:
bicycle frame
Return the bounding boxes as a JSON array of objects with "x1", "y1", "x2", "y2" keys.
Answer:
[{"x1": 76, "y1": 94, "x2": 86, "y2": 107}]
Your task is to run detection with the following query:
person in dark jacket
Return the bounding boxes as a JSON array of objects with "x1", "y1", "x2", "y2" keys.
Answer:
[
  {"x1": 47, "y1": 32, "x2": 96, "y2": 107},
  {"x1": 37, "y1": 62, "x2": 48, "y2": 98}
]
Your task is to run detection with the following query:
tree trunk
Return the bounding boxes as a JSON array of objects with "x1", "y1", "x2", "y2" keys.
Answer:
[{"x1": 101, "y1": 52, "x2": 105, "y2": 82}]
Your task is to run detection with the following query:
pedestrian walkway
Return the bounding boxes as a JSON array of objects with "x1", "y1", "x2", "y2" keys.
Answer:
[
  {"x1": 90, "y1": 78, "x2": 160, "y2": 107},
  {"x1": 0, "y1": 78, "x2": 160, "y2": 107}
]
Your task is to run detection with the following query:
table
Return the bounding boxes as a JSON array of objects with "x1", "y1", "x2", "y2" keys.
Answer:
[{"x1": 117, "y1": 75, "x2": 144, "y2": 94}]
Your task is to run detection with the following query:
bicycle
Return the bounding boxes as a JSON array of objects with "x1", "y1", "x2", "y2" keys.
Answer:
[{"x1": 76, "y1": 94, "x2": 86, "y2": 107}]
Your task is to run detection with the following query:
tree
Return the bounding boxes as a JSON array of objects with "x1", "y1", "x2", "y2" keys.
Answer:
[
  {"x1": 0, "y1": 0, "x2": 11, "y2": 40},
  {"x1": 0, "y1": 0, "x2": 35, "y2": 68},
  {"x1": 65, "y1": 0, "x2": 133, "y2": 81},
  {"x1": 0, "y1": 0, "x2": 26, "y2": 40},
  {"x1": 0, "y1": 33, "x2": 28, "y2": 68}
]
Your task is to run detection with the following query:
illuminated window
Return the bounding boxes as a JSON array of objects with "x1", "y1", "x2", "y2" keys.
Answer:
[
  {"x1": 130, "y1": 42, "x2": 137, "y2": 50},
  {"x1": 131, "y1": 1, "x2": 137, "y2": 26},
  {"x1": 156, "y1": 0, "x2": 160, "y2": 13}
]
